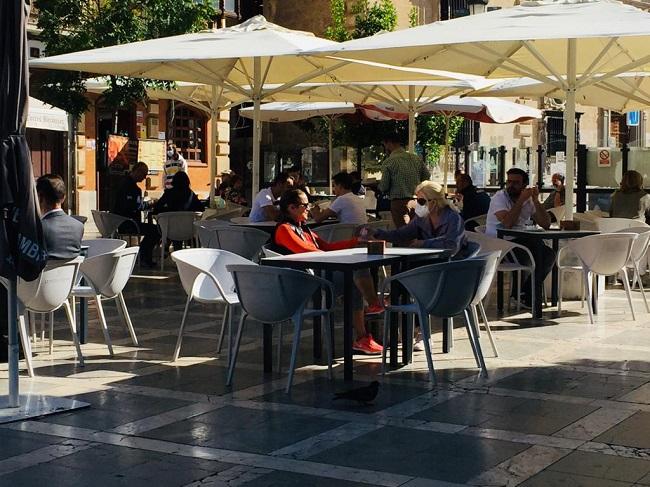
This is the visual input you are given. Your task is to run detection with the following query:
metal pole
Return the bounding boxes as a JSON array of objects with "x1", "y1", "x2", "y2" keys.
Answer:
[
  {"x1": 564, "y1": 38, "x2": 577, "y2": 220},
  {"x1": 209, "y1": 85, "x2": 219, "y2": 207},
  {"x1": 66, "y1": 114, "x2": 76, "y2": 214},
  {"x1": 408, "y1": 85, "x2": 416, "y2": 152},
  {"x1": 252, "y1": 57, "x2": 262, "y2": 195},
  {"x1": 8, "y1": 279, "x2": 19, "y2": 407},
  {"x1": 443, "y1": 115, "x2": 451, "y2": 193},
  {"x1": 577, "y1": 144, "x2": 588, "y2": 213},
  {"x1": 328, "y1": 117, "x2": 333, "y2": 194}
]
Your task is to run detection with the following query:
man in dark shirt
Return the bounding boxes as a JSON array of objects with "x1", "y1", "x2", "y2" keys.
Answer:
[
  {"x1": 113, "y1": 162, "x2": 160, "y2": 267},
  {"x1": 36, "y1": 174, "x2": 83, "y2": 260},
  {"x1": 455, "y1": 173, "x2": 491, "y2": 230}
]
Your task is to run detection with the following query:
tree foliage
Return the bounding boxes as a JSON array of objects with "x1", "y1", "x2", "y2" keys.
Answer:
[
  {"x1": 321, "y1": 0, "x2": 464, "y2": 169},
  {"x1": 34, "y1": 0, "x2": 217, "y2": 117}
]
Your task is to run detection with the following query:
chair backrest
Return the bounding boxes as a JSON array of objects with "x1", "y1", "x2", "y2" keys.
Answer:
[
  {"x1": 474, "y1": 225, "x2": 487, "y2": 234},
  {"x1": 472, "y1": 251, "x2": 502, "y2": 304},
  {"x1": 172, "y1": 248, "x2": 254, "y2": 302},
  {"x1": 465, "y1": 231, "x2": 518, "y2": 265},
  {"x1": 465, "y1": 214, "x2": 487, "y2": 226},
  {"x1": 315, "y1": 223, "x2": 358, "y2": 242},
  {"x1": 615, "y1": 227, "x2": 650, "y2": 264},
  {"x1": 81, "y1": 247, "x2": 139, "y2": 298},
  {"x1": 363, "y1": 190, "x2": 377, "y2": 210},
  {"x1": 596, "y1": 217, "x2": 649, "y2": 233},
  {"x1": 91, "y1": 210, "x2": 109, "y2": 238},
  {"x1": 18, "y1": 256, "x2": 84, "y2": 312},
  {"x1": 548, "y1": 205, "x2": 566, "y2": 223},
  {"x1": 394, "y1": 259, "x2": 487, "y2": 318},
  {"x1": 227, "y1": 264, "x2": 323, "y2": 323},
  {"x1": 462, "y1": 240, "x2": 482, "y2": 259},
  {"x1": 71, "y1": 214, "x2": 88, "y2": 224},
  {"x1": 569, "y1": 233, "x2": 637, "y2": 276},
  {"x1": 102, "y1": 212, "x2": 133, "y2": 237},
  {"x1": 194, "y1": 219, "x2": 229, "y2": 247},
  {"x1": 82, "y1": 238, "x2": 127, "y2": 259},
  {"x1": 230, "y1": 216, "x2": 251, "y2": 224},
  {"x1": 261, "y1": 244, "x2": 283, "y2": 258},
  {"x1": 361, "y1": 219, "x2": 390, "y2": 233},
  {"x1": 210, "y1": 226, "x2": 270, "y2": 260},
  {"x1": 157, "y1": 211, "x2": 199, "y2": 241}
]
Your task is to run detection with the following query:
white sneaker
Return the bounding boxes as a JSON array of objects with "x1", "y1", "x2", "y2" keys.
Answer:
[{"x1": 413, "y1": 334, "x2": 432, "y2": 352}]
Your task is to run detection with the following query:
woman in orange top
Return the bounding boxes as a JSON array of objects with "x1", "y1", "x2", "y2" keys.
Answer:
[{"x1": 272, "y1": 189, "x2": 383, "y2": 355}]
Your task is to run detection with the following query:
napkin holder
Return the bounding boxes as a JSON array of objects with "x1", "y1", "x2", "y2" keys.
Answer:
[
  {"x1": 560, "y1": 220, "x2": 580, "y2": 231},
  {"x1": 367, "y1": 240, "x2": 385, "y2": 255}
]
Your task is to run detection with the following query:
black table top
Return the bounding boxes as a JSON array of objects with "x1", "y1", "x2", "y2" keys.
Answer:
[
  {"x1": 261, "y1": 247, "x2": 445, "y2": 271},
  {"x1": 497, "y1": 228, "x2": 599, "y2": 240}
]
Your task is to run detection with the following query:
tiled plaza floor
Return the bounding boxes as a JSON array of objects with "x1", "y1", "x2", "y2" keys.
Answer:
[{"x1": 3, "y1": 265, "x2": 650, "y2": 486}]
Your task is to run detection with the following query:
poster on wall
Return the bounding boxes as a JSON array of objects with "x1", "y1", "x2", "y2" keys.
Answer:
[
  {"x1": 107, "y1": 135, "x2": 131, "y2": 174},
  {"x1": 137, "y1": 139, "x2": 166, "y2": 172}
]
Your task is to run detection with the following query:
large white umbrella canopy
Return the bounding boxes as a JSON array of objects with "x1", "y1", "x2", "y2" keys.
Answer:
[
  {"x1": 31, "y1": 16, "x2": 478, "y2": 197},
  {"x1": 309, "y1": 0, "x2": 650, "y2": 218},
  {"x1": 471, "y1": 73, "x2": 650, "y2": 114}
]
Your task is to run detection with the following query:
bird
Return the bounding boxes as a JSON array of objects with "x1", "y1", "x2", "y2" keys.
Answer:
[{"x1": 333, "y1": 381, "x2": 380, "y2": 405}]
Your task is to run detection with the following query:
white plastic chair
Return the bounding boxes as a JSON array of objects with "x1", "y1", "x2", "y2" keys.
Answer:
[
  {"x1": 194, "y1": 219, "x2": 229, "y2": 248},
  {"x1": 616, "y1": 227, "x2": 650, "y2": 313},
  {"x1": 465, "y1": 214, "x2": 487, "y2": 228},
  {"x1": 70, "y1": 247, "x2": 140, "y2": 356},
  {"x1": 156, "y1": 211, "x2": 200, "y2": 270},
  {"x1": 465, "y1": 232, "x2": 535, "y2": 313},
  {"x1": 469, "y1": 251, "x2": 502, "y2": 357},
  {"x1": 314, "y1": 223, "x2": 357, "y2": 242},
  {"x1": 557, "y1": 245, "x2": 586, "y2": 313},
  {"x1": 209, "y1": 226, "x2": 270, "y2": 261},
  {"x1": 92, "y1": 210, "x2": 140, "y2": 241},
  {"x1": 230, "y1": 216, "x2": 251, "y2": 224},
  {"x1": 474, "y1": 225, "x2": 487, "y2": 234},
  {"x1": 380, "y1": 259, "x2": 488, "y2": 383},
  {"x1": 596, "y1": 217, "x2": 649, "y2": 233},
  {"x1": 261, "y1": 244, "x2": 282, "y2": 258},
  {"x1": 226, "y1": 265, "x2": 335, "y2": 393},
  {"x1": 362, "y1": 189, "x2": 377, "y2": 211},
  {"x1": 16, "y1": 257, "x2": 86, "y2": 375},
  {"x1": 170, "y1": 249, "x2": 255, "y2": 361},
  {"x1": 568, "y1": 233, "x2": 638, "y2": 323}
]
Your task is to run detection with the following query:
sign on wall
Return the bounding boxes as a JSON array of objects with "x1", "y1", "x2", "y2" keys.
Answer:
[{"x1": 598, "y1": 148, "x2": 611, "y2": 167}]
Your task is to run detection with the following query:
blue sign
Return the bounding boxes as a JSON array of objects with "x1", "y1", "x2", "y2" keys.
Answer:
[{"x1": 627, "y1": 111, "x2": 640, "y2": 127}]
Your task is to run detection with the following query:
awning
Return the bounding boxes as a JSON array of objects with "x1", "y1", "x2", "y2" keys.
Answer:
[{"x1": 26, "y1": 97, "x2": 68, "y2": 132}]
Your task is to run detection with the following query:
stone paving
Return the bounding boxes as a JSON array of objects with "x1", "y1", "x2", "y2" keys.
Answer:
[{"x1": 2, "y1": 265, "x2": 650, "y2": 486}]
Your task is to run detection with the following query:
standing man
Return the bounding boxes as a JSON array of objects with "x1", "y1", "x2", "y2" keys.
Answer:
[
  {"x1": 165, "y1": 141, "x2": 187, "y2": 190},
  {"x1": 378, "y1": 133, "x2": 429, "y2": 228},
  {"x1": 113, "y1": 162, "x2": 160, "y2": 267},
  {"x1": 36, "y1": 174, "x2": 84, "y2": 260},
  {"x1": 486, "y1": 167, "x2": 553, "y2": 308}
]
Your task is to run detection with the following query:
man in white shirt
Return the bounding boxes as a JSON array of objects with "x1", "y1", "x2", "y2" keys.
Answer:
[
  {"x1": 311, "y1": 172, "x2": 367, "y2": 225},
  {"x1": 164, "y1": 142, "x2": 187, "y2": 190},
  {"x1": 485, "y1": 167, "x2": 553, "y2": 307},
  {"x1": 249, "y1": 172, "x2": 294, "y2": 222}
]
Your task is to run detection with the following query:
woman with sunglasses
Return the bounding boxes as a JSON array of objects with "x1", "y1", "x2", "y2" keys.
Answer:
[
  {"x1": 369, "y1": 180, "x2": 467, "y2": 256},
  {"x1": 272, "y1": 189, "x2": 385, "y2": 355}
]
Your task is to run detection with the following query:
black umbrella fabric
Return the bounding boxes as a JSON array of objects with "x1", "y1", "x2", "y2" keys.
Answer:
[{"x1": 0, "y1": 0, "x2": 46, "y2": 281}]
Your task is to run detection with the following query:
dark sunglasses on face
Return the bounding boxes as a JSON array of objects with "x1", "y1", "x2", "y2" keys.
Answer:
[{"x1": 416, "y1": 198, "x2": 430, "y2": 206}]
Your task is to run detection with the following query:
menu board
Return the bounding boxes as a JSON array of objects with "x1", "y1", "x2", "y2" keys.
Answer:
[{"x1": 137, "y1": 139, "x2": 166, "y2": 172}]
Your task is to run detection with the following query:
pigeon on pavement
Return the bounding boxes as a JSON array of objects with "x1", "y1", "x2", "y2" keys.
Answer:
[{"x1": 333, "y1": 381, "x2": 380, "y2": 405}]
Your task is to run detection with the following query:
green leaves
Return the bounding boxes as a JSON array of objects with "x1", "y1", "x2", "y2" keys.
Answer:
[{"x1": 34, "y1": 0, "x2": 217, "y2": 117}]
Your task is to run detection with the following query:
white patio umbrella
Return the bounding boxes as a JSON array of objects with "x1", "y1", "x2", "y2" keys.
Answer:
[
  {"x1": 471, "y1": 73, "x2": 650, "y2": 114},
  {"x1": 358, "y1": 97, "x2": 542, "y2": 190},
  {"x1": 31, "y1": 16, "x2": 476, "y2": 200},
  {"x1": 308, "y1": 0, "x2": 650, "y2": 217}
]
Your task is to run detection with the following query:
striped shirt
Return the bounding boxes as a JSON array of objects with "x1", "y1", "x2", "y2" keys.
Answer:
[{"x1": 378, "y1": 148, "x2": 429, "y2": 199}]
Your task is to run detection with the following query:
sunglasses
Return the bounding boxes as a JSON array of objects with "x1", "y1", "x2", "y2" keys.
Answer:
[
  {"x1": 294, "y1": 202, "x2": 310, "y2": 209},
  {"x1": 416, "y1": 198, "x2": 430, "y2": 206}
]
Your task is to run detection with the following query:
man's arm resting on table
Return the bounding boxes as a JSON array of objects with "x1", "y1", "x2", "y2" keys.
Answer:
[{"x1": 311, "y1": 206, "x2": 336, "y2": 223}]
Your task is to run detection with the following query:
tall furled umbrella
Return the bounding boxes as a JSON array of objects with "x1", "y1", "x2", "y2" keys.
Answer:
[
  {"x1": 30, "y1": 15, "x2": 469, "y2": 199},
  {"x1": 308, "y1": 0, "x2": 650, "y2": 218},
  {"x1": 0, "y1": 0, "x2": 47, "y2": 409}
]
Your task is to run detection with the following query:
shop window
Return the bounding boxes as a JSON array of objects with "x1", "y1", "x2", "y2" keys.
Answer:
[{"x1": 172, "y1": 105, "x2": 206, "y2": 164}]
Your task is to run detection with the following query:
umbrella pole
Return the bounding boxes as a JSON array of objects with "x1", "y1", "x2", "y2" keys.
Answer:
[
  {"x1": 564, "y1": 39, "x2": 577, "y2": 220},
  {"x1": 408, "y1": 85, "x2": 416, "y2": 152},
  {"x1": 443, "y1": 115, "x2": 451, "y2": 193},
  {"x1": 252, "y1": 57, "x2": 262, "y2": 195},
  {"x1": 7, "y1": 279, "x2": 19, "y2": 408},
  {"x1": 328, "y1": 117, "x2": 333, "y2": 194},
  {"x1": 209, "y1": 85, "x2": 219, "y2": 207}
]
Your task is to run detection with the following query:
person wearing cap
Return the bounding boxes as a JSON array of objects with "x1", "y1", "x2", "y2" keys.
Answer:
[
  {"x1": 165, "y1": 141, "x2": 187, "y2": 190},
  {"x1": 378, "y1": 133, "x2": 430, "y2": 228}
]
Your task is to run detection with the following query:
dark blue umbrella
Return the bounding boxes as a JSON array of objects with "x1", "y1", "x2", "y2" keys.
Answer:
[{"x1": 1, "y1": 0, "x2": 47, "y2": 408}]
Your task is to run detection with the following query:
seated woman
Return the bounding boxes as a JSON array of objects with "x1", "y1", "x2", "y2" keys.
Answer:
[
  {"x1": 272, "y1": 189, "x2": 384, "y2": 355},
  {"x1": 223, "y1": 174, "x2": 247, "y2": 206},
  {"x1": 610, "y1": 170, "x2": 650, "y2": 221},
  {"x1": 153, "y1": 171, "x2": 205, "y2": 214},
  {"x1": 370, "y1": 180, "x2": 468, "y2": 257}
]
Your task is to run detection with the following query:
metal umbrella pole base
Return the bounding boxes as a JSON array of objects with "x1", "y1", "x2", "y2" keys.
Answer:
[{"x1": 0, "y1": 280, "x2": 89, "y2": 423}]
